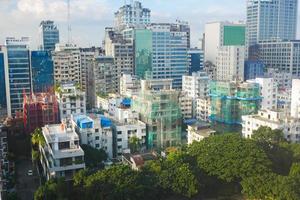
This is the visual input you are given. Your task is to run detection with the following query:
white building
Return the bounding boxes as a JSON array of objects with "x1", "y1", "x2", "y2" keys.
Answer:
[
  {"x1": 72, "y1": 114, "x2": 113, "y2": 158},
  {"x1": 248, "y1": 78, "x2": 278, "y2": 110},
  {"x1": 291, "y1": 79, "x2": 300, "y2": 118},
  {"x1": 187, "y1": 122, "x2": 215, "y2": 145},
  {"x1": 216, "y1": 46, "x2": 245, "y2": 81},
  {"x1": 182, "y1": 71, "x2": 209, "y2": 99},
  {"x1": 110, "y1": 107, "x2": 146, "y2": 157},
  {"x1": 179, "y1": 92, "x2": 193, "y2": 119},
  {"x1": 56, "y1": 83, "x2": 86, "y2": 120},
  {"x1": 265, "y1": 68, "x2": 294, "y2": 90},
  {"x1": 40, "y1": 122, "x2": 85, "y2": 180},
  {"x1": 120, "y1": 74, "x2": 141, "y2": 98},
  {"x1": 242, "y1": 109, "x2": 300, "y2": 143},
  {"x1": 196, "y1": 98, "x2": 211, "y2": 122},
  {"x1": 114, "y1": 1, "x2": 151, "y2": 31}
]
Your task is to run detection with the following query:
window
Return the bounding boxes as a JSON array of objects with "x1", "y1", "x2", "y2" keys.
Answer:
[
  {"x1": 58, "y1": 142, "x2": 70, "y2": 150},
  {"x1": 95, "y1": 136, "x2": 100, "y2": 140}
]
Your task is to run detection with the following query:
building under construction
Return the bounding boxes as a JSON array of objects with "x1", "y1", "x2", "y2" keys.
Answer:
[
  {"x1": 23, "y1": 93, "x2": 59, "y2": 134},
  {"x1": 209, "y1": 81, "x2": 261, "y2": 125},
  {"x1": 132, "y1": 79, "x2": 182, "y2": 150}
]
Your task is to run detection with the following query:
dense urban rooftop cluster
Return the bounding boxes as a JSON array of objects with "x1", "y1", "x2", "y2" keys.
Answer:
[{"x1": 0, "y1": 0, "x2": 300, "y2": 199}]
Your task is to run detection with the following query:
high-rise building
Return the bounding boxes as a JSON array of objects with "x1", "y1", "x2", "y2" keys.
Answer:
[
  {"x1": 132, "y1": 79, "x2": 182, "y2": 150},
  {"x1": 39, "y1": 20, "x2": 60, "y2": 52},
  {"x1": 4, "y1": 37, "x2": 31, "y2": 117},
  {"x1": 52, "y1": 44, "x2": 82, "y2": 88},
  {"x1": 115, "y1": 1, "x2": 151, "y2": 31},
  {"x1": 149, "y1": 23, "x2": 189, "y2": 89},
  {"x1": 205, "y1": 22, "x2": 246, "y2": 81},
  {"x1": 205, "y1": 22, "x2": 246, "y2": 64},
  {"x1": 104, "y1": 28, "x2": 134, "y2": 92},
  {"x1": 258, "y1": 40, "x2": 300, "y2": 76},
  {"x1": 91, "y1": 56, "x2": 116, "y2": 107},
  {"x1": 187, "y1": 48, "x2": 204, "y2": 75},
  {"x1": 134, "y1": 29, "x2": 152, "y2": 79},
  {"x1": 31, "y1": 51, "x2": 54, "y2": 93},
  {"x1": 0, "y1": 47, "x2": 6, "y2": 114},
  {"x1": 246, "y1": 0, "x2": 298, "y2": 48},
  {"x1": 120, "y1": 74, "x2": 141, "y2": 98},
  {"x1": 182, "y1": 72, "x2": 209, "y2": 99}
]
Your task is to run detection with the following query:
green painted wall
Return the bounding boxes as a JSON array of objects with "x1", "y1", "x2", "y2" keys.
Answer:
[{"x1": 223, "y1": 26, "x2": 245, "y2": 46}]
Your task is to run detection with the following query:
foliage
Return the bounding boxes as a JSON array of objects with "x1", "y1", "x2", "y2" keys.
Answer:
[
  {"x1": 189, "y1": 134, "x2": 272, "y2": 182},
  {"x1": 129, "y1": 136, "x2": 142, "y2": 153},
  {"x1": 81, "y1": 145, "x2": 107, "y2": 169},
  {"x1": 35, "y1": 131, "x2": 300, "y2": 200},
  {"x1": 31, "y1": 128, "x2": 45, "y2": 149}
]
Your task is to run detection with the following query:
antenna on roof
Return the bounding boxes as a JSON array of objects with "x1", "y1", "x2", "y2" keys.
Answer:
[{"x1": 67, "y1": 0, "x2": 71, "y2": 44}]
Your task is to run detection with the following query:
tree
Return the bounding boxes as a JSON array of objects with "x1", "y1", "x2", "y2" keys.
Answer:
[
  {"x1": 252, "y1": 126, "x2": 285, "y2": 144},
  {"x1": 188, "y1": 134, "x2": 272, "y2": 182},
  {"x1": 81, "y1": 145, "x2": 107, "y2": 169},
  {"x1": 129, "y1": 136, "x2": 142, "y2": 153},
  {"x1": 34, "y1": 178, "x2": 68, "y2": 200}
]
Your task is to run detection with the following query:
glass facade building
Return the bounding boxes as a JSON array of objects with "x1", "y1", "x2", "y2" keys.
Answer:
[
  {"x1": 244, "y1": 60, "x2": 265, "y2": 80},
  {"x1": 31, "y1": 51, "x2": 54, "y2": 93},
  {"x1": 134, "y1": 29, "x2": 152, "y2": 79},
  {"x1": 0, "y1": 51, "x2": 6, "y2": 109},
  {"x1": 5, "y1": 37, "x2": 31, "y2": 117},
  {"x1": 246, "y1": 0, "x2": 298, "y2": 47},
  {"x1": 187, "y1": 48, "x2": 204, "y2": 75},
  {"x1": 39, "y1": 20, "x2": 59, "y2": 52},
  {"x1": 151, "y1": 23, "x2": 188, "y2": 89}
]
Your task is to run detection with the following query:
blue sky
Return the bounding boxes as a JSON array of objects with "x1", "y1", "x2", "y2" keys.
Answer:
[{"x1": 0, "y1": 0, "x2": 299, "y2": 49}]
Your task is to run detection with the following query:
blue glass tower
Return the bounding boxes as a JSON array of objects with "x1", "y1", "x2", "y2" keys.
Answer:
[
  {"x1": 188, "y1": 48, "x2": 204, "y2": 75},
  {"x1": 0, "y1": 51, "x2": 6, "y2": 110},
  {"x1": 31, "y1": 51, "x2": 54, "y2": 93},
  {"x1": 5, "y1": 37, "x2": 31, "y2": 117},
  {"x1": 39, "y1": 20, "x2": 59, "y2": 52},
  {"x1": 244, "y1": 60, "x2": 265, "y2": 80}
]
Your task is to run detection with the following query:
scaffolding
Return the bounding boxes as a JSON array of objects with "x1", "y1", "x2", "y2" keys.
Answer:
[
  {"x1": 209, "y1": 81, "x2": 261, "y2": 125},
  {"x1": 132, "y1": 89, "x2": 182, "y2": 150}
]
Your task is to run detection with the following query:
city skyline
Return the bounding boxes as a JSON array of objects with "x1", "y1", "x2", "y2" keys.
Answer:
[{"x1": 1, "y1": 0, "x2": 299, "y2": 49}]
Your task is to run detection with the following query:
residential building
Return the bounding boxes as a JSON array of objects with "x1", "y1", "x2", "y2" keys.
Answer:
[
  {"x1": 122, "y1": 151, "x2": 158, "y2": 171},
  {"x1": 104, "y1": 28, "x2": 134, "y2": 92},
  {"x1": 244, "y1": 60, "x2": 265, "y2": 80},
  {"x1": 0, "y1": 125, "x2": 9, "y2": 195},
  {"x1": 132, "y1": 79, "x2": 182, "y2": 150},
  {"x1": 39, "y1": 20, "x2": 59, "y2": 52},
  {"x1": 52, "y1": 44, "x2": 82, "y2": 89},
  {"x1": 196, "y1": 98, "x2": 211, "y2": 122},
  {"x1": 187, "y1": 48, "x2": 204, "y2": 75},
  {"x1": 247, "y1": 78, "x2": 278, "y2": 110},
  {"x1": 23, "y1": 93, "x2": 59, "y2": 134},
  {"x1": 209, "y1": 81, "x2": 261, "y2": 124},
  {"x1": 277, "y1": 89, "x2": 291, "y2": 114},
  {"x1": 40, "y1": 122, "x2": 85, "y2": 180},
  {"x1": 179, "y1": 92, "x2": 193, "y2": 119},
  {"x1": 72, "y1": 114, "x2": 113, "y2": 158},
  {"x1": 291, "y1": 79, "x2": 300, "y2": 118},
  {"x1": 114, "y1": 1, "x2": 151, "y2": 31},
  {"x1": 3, "y1": 37, "x2": 31, "y2": 117},
  {"x1": 266, "y1": 68, "x2": 294, "y2": 90},
  {"x1": 258, "y1": 40, "x2": 300, "y2": 76},
  {"x1": 246, "y1": 0, "x2": 298, "y2": 48},
  {"x1": 31, "y1": 50, "x2": 54, "y2": 93},
  {"x1": 111, "y1": 108, "x2": 146, "y2": 157},
  {"x1": 120, "y1": 74, "x2": 141, "y2": 98},
  {"x1": 242, "y1": 109, "x2": 300, "y2": 143},
  {"x1": 149, "y1": 22, "x2": 189, "y2": 89},
  {"x1": 56, "y1": 83, "x2": 86, "y2": 120},
  {"x1": 93, "y1": 56, "x2": 116, "y2": 96},
  {"x1": 187, "y1": 121, "x2": 215, "y2": 145},
  {"x1": 182, "y1": 71, "x2": 210, "y2": 99}
]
